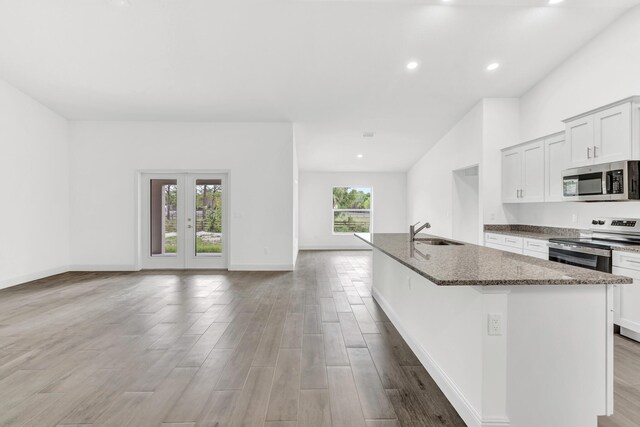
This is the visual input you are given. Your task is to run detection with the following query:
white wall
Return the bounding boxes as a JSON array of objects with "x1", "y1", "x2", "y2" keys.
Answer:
[
  {"x1": 482, "y1": 99, "x2": 521, "y2": 226},
  {"x1": 520, "y1": 6, "x2": 640, "y2": 141},
  {"x1": 407, "y1": 102, "x2": 484, "y2": 240},
  {"x1": 298, "y1": 171, "x2": 407, "y2": 249},
  {"x1": 514, "y1": 5, "x2": 640, "y2": 229},
  {"x1": 69, "y1": 122, "x2": 296, "y2": 271},
  {"x1": 408, "y1": 100, "x2": 522, "y2": 242},
  {"x1": 0, "y1": 78, "x2": 70, "y2": 289}
]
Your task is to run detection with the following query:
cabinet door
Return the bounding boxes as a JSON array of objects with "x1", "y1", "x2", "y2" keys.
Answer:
[
  {"x1": 545, "y1": 134, "x2": 566, "y2": 202},
  {"x1": 521, "y1": 141, "x2": 545, "y2": 202},
  {"x1": 594, "y1": 103, "x2": 632, "y2": 163},
  {"x1": 502, "y1": 147, "x2": 522, "y2": 203},
  {"x1": 612, "y1": 266, "x2": 640, "y2": 338},
  {"x1": 566, "y1": 116, "x2": 594, "y2": 168}
]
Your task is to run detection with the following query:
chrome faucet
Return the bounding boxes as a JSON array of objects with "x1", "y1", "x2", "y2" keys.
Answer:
[{"x1": 410, "y1": 221, "x2": 431, "y2": 241}]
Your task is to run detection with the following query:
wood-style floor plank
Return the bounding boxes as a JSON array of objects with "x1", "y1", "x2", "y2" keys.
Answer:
[
  {"x1": 298, "y1": 389, "x2": 332, "y2": 427},
  {"x1": 266, "y1": 348, "x2": 301, "y2": 421},
  {"x1": 327, "y1": 366, "x2": 367, "y2": 427},
  {"x1": 347, "y1": 347, "x2": 397, "y2": 420},
  {"x1": 301, "y1": 334, "x2": 328, "y2": 390},
  {"x1": 322, "y1": 322, "x2": 349, "y2": 366}
]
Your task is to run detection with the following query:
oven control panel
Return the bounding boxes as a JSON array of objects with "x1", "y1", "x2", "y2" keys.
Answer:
[{"x1": 591, "y1": 218, "x2": 640, "y2": 234}]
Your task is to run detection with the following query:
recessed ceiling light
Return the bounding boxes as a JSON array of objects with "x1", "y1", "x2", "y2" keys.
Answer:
[
  {"x1": 487, "y1": 62, "x2": 500, "y2": 71},
  {"x1": 357, "y1": 154, "x2": 364, "y2": 159},
  {"x1": 406, "y1": 61, "x2": 419, "y2": 71},
  {"x1": 548, "y1": 0, "x2": 564, "y2": 4}
]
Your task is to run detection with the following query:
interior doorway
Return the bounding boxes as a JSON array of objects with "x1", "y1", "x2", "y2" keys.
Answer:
[
  {"x1": 141, "y1": 173, "x2": 228, "y2": 269},
  {"x1": 452, "y1": 165, "x2": 480, "y2": 244}
]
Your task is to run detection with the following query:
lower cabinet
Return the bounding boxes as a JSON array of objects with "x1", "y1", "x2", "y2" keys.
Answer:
[
  {"x1": 613, "y1": 251, "x2": 640, "y2": 341},
  {"x1": 485, "y1": 233, "x2": 549, "y2": 259}
]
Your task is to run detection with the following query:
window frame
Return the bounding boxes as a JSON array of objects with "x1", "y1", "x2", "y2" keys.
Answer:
[{"x1": 331, "y1": 186, "x2": 373, "y2": 235}]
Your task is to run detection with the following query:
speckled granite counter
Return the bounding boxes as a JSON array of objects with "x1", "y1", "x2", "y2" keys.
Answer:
[
  {"x1": 356, "y1": 232, "x2": 631, "y2": 286},
  {"x1": 484, "y1": 224, "x2": 582, "y2": 240}
]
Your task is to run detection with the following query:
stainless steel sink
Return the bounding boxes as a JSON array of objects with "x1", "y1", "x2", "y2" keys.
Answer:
[{"x1": 414, "y1": 238, "x2": 463, "y2": 246}]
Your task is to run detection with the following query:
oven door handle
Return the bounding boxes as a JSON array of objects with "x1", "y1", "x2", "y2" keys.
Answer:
[{"x1": 548, "y1": 242, "x2": 611, "y2": 257}]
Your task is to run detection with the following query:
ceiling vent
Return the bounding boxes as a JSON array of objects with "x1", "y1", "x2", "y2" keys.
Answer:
[{"x1": 362, "y1": 132, "x2": 375, "y2": 138}]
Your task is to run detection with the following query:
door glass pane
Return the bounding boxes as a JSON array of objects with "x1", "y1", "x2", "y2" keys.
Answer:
[
  {"x1": 195, "y1": 179, "x2": 222, "y2": 256},
  {"x1": 150, "y1": 179, "x2": 178, "y2": 256}
]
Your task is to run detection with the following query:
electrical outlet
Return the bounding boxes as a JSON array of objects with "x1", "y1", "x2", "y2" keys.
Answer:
[{"x1": 488, "y1": 313, "x2": 503, "y2": 336}]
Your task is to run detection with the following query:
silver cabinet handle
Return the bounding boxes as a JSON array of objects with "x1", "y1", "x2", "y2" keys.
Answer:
[
  {"x1": 587, "y1": 147, "x2": 591, "y2": 159},
  {"x1": 593, "y1": 146, "x2": 598, "y2": 157}
]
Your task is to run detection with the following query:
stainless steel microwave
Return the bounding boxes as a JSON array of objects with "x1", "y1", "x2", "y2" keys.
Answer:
[{"x1": 562, "y1": 161, "x2": 640, "y2": 201}]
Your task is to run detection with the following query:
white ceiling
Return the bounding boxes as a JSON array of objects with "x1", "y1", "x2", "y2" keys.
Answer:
[{"x1": 0, "y1": 0, "x2": 638, "y2": 171}]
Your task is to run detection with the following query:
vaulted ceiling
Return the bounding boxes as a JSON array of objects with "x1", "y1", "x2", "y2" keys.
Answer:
[{"x1": 0, "y1": 0, "x2": 638, "y2": 170}]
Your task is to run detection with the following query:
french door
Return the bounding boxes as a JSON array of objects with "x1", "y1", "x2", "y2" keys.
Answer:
[{"x1": 141, "y1": 173, "x2": 228, "y2": 269}]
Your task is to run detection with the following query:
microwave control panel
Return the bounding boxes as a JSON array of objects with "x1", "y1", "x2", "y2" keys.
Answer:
[{"x1": 609, "y1": 170, "x2": 624, "y2": 194}]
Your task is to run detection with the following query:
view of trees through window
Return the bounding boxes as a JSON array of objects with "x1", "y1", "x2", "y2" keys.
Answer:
[
  {"x1": 195, "y1": 182, "x2": 222, "y2": 254},
  {"x1": 332, "y1": 187, "x2": 371, "y2": 233}
]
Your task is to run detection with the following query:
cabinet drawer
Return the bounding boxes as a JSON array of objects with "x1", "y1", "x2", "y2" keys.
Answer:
[
  {"x1": 524, "y1": 238, "x2": 549, "y2": 254},
  {"x1": 485, "y1": 233, "x2": 503, "y2": 245},
  {"x1": 613, "y1": 251, "x2": 640, "y2": 270},
  {"x1": 502, "y1": 235, "x2": 523, "y2": 249}
]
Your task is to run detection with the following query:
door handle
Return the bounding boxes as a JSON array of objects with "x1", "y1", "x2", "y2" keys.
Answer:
[
  {"x1": 187, "y1": 225, "x2": 193, "y2": 229},
  {"x1": 593, "y1": 146, "x2": 598, "y2": 157},
  {"x1": 587, "y1": 147, "x2": 591, "y2": 159}
]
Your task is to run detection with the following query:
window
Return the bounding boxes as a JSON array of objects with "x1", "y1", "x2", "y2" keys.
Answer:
[{"x1": 332, "y1": 187, "x2": 372, "y2": 233}]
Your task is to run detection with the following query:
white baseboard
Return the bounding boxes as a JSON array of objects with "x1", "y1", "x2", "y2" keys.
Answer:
[
  {"x1": 0, "y1": 266, "x2": 69, "y2": 291},
  {"x1": 621, "y1": 326, "x2": 640, "y2": 343},
  {"x1": 69, "y1": 265, "x2": 139, "y2": 272},
  {"x1": 372, "y1": 287, "x2": 510, "y2": 427},
  {"x1": 298, "y1": 246, "x2": 372, "y2": 251},
  {"x1": 229, "y1": 264, "x2": 294, "y2": 271}
]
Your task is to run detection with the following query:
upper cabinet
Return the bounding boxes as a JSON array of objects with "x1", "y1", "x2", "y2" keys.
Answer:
[
  {"x1": 502, "y1": 132, "x2": 564, "y2": 204},
  {"x1": 501, "y1": 138, "x2": 545, "y2": 203},
  {"x1": 564, "y1": 97, "x2": 639, "y2": 169}
]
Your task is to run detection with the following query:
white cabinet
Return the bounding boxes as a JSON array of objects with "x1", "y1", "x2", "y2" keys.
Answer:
[
  {"x1": 564, "y1": 98, "x2": 639, "y2": 169},
  {"x1": 523, "y1": 238, "x2": 549, "y2": 260},
  {"x1": 522, "y1": 141, "x2": 545, "y2": 202},
  {"x1": 565, "y1": 116, "x2": 594, "y2": 168},
  {"x1": 544, "y1": 133, "x2": 566, "y2": 202},
  {"x1": 502, "y1": 132, "x2": 566, "y2": 204},
  {"x1": 502, "y1": 147, "x2": 522, "y2": 203},
  {"x1": 485, "y1": 234, "x2": 550, "y2": 260},
  {"x1": 613, "y1": 250, "x2": 640, "y2": 342},
  {"x1": 501, "y1": 140, "x2": 544, "y2": 203},
  {"x1": 594, "y1": 103, "x2": 632, "y2": 163},
  {"x1": 484, "y1": 233, "x2": 524, "y2": 254}
]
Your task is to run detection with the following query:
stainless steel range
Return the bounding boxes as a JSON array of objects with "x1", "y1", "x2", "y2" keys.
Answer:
[{"x1": 548, "y1": 218, "x2": 640, "y2": 274}]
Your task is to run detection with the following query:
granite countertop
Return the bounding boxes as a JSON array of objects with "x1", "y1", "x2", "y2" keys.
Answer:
[
  {"x1": 356, "y1": 233, "x2": 632, "y2": 286},
  {"x1": 484, "y1": 224, "x2": 582, "y2": 241}
]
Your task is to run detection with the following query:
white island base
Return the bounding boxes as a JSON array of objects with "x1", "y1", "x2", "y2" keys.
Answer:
[{"x1": 371, "y1": 249, "x2": 613, "y2": 427}]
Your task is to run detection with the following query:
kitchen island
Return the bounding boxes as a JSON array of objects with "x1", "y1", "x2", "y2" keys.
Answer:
[{"x1": 356, "y1": 232, "x2": 632, "y2": 427}]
